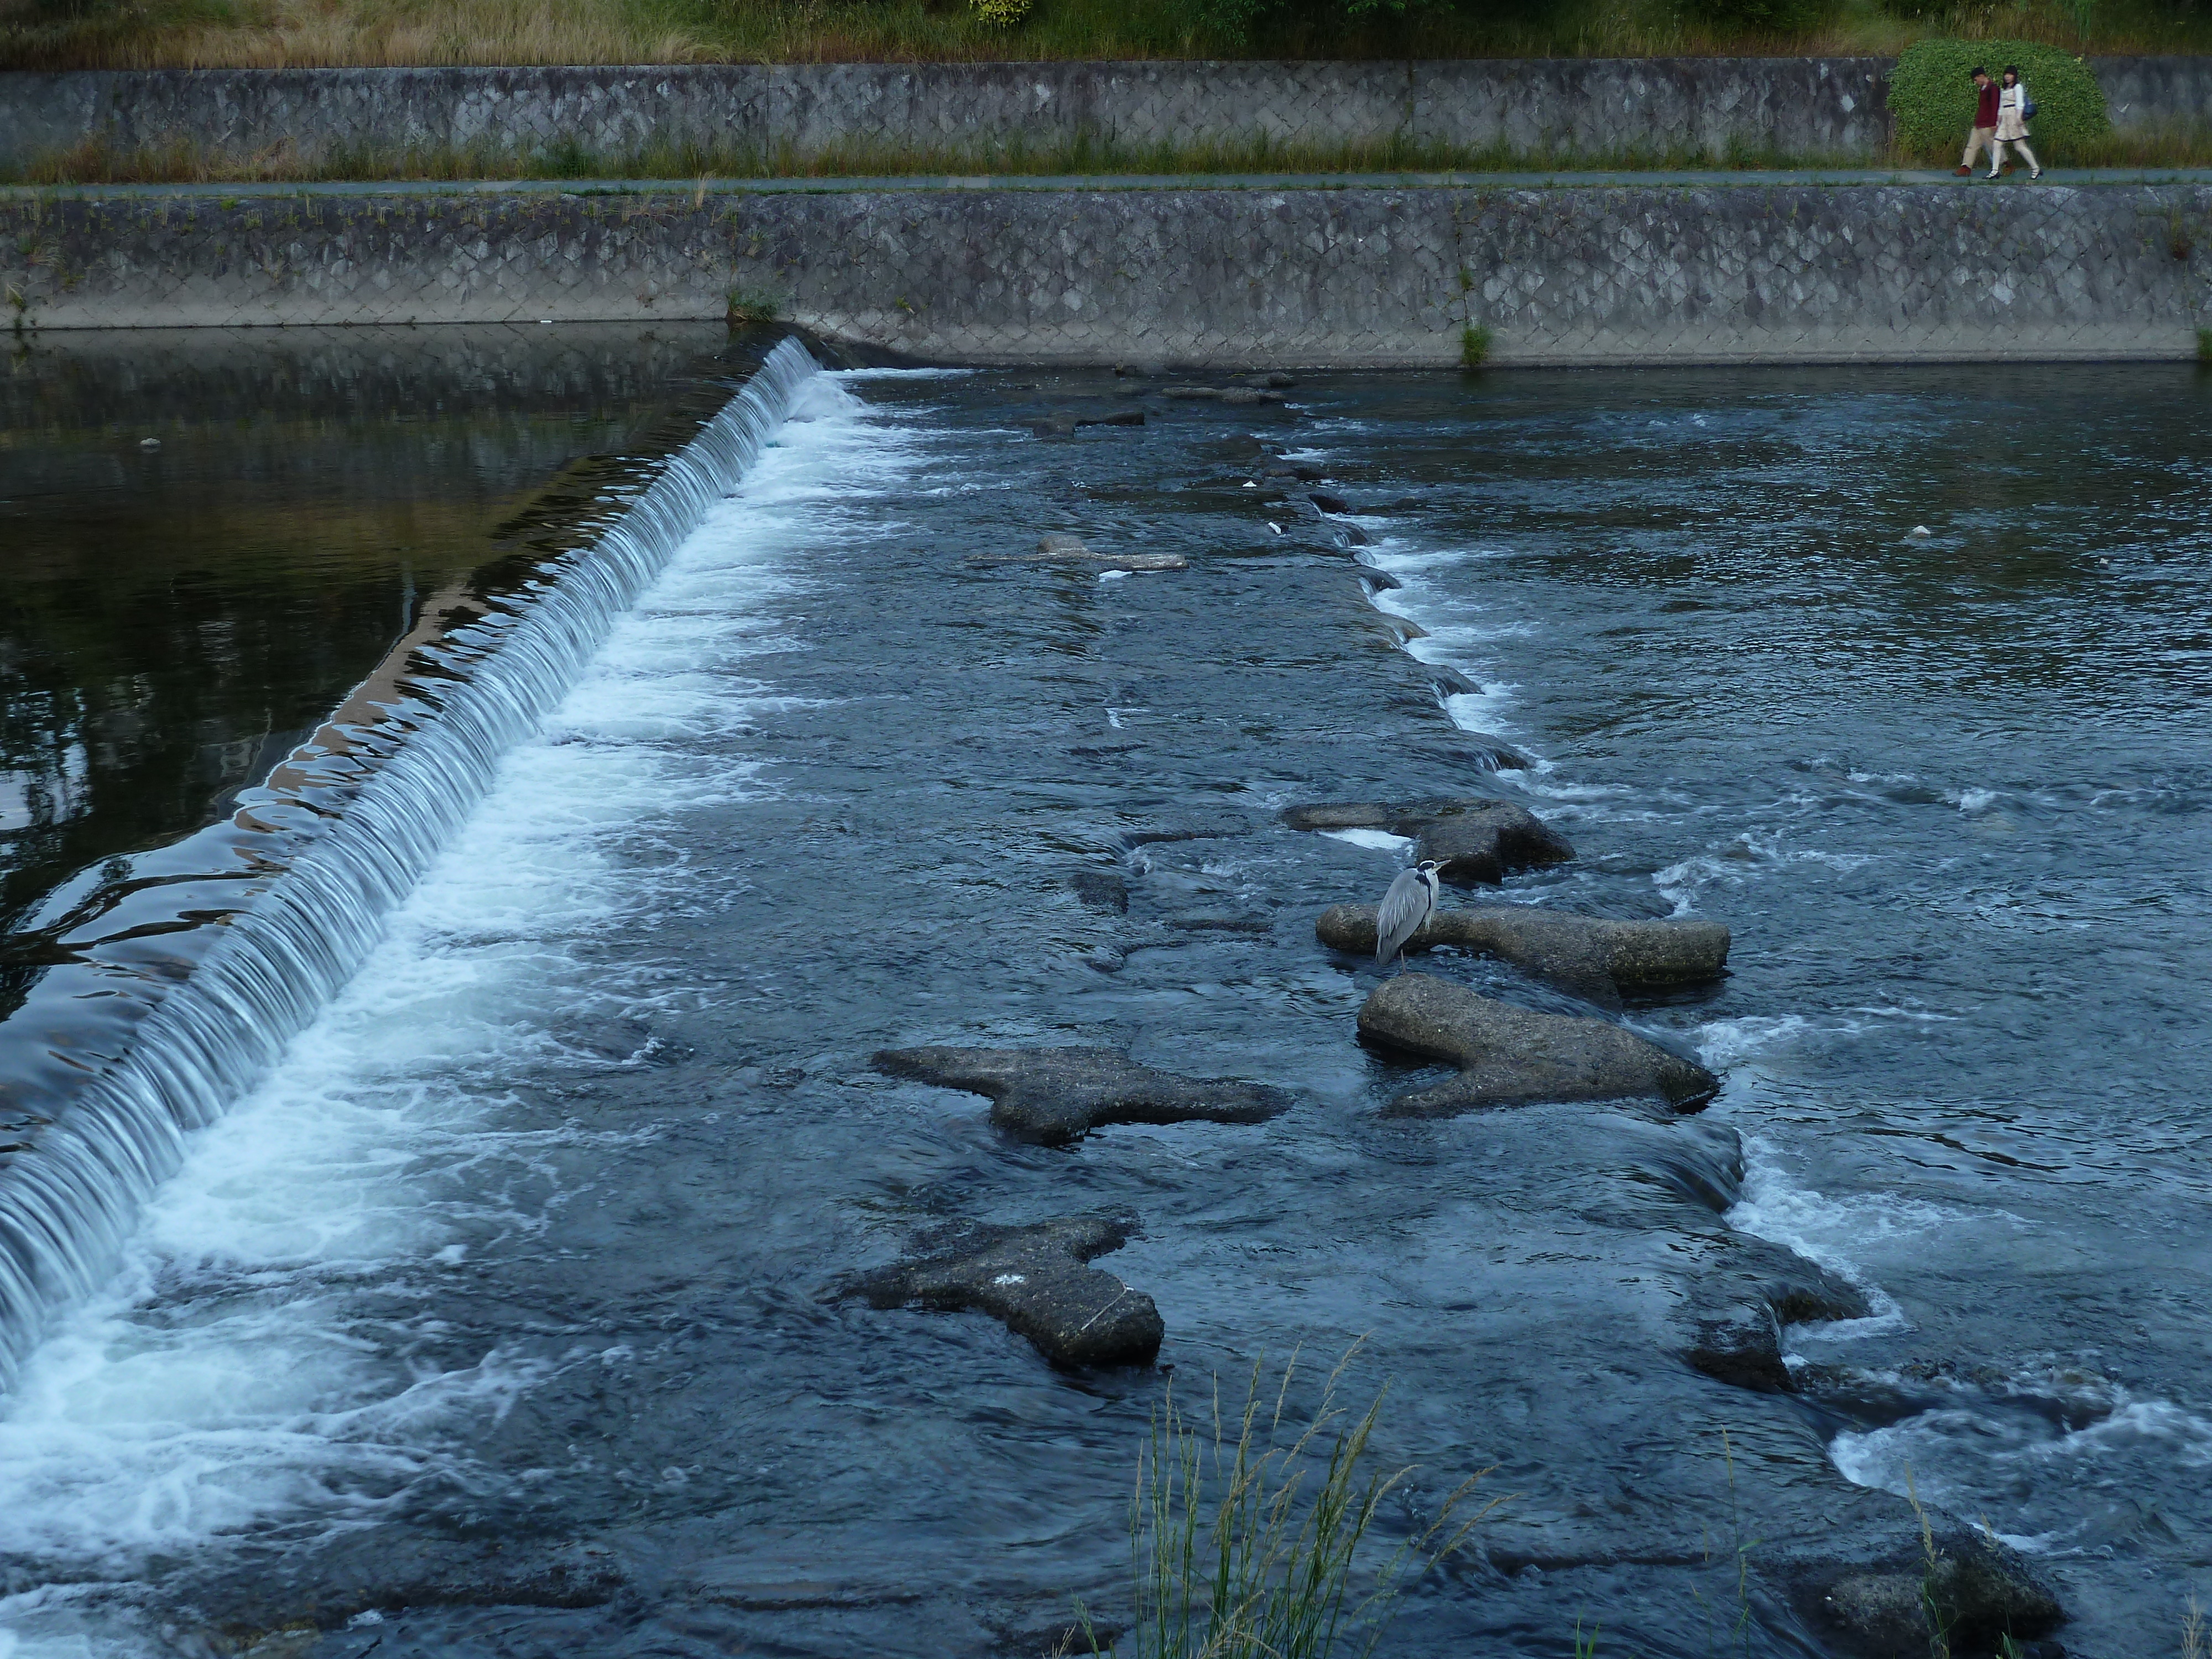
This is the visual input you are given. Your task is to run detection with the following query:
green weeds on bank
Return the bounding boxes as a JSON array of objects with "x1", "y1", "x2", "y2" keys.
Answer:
[{"x1": 1073, "y1": 1346, "x2": 1504, "y2": 1659}]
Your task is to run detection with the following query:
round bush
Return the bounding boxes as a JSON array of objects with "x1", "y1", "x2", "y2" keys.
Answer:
[
  {"x1": 1887, "y1": 38, "x2": 2110, "y2": 159},
  {"x1": 972, "y1": 0, "x2": 1032, "y2": 24}
]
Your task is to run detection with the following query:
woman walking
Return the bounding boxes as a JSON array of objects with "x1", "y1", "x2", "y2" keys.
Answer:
[{"x1": 1991, "y1": 65, "x2": 2041, "y2": 180}]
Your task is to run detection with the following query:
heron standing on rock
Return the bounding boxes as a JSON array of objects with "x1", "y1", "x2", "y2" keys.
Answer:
[{"x1": 1375, "y1": 859, "x2": 1445, "y2": 969}]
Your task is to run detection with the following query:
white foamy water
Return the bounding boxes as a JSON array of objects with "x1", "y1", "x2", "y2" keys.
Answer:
[
  {"x1": 1832, "y1": 1381, "x2": 2212, "y2": 1552},
  {"x1": 1442, "y1": 684, "x2": 1521, "y2": 734},
  {"x1": 1321, "y1": 828, "x2": 1414, "y2": 853},
  {"x1": 0, "y1": 373, "x2": 905, "y2": 1650}
]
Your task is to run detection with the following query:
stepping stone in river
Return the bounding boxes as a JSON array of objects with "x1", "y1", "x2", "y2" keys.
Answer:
[
  {"x1": 1356, "y1": 972, "x2": 1719, "y2": 1117},
  {"x1": 1282, "y1": 797, "x2": 1574, "y2": 884},
  {"x1": 1316, "y1": 904, "x2": 1730, "y2": 1008},
  {"x1": 844, "y1": 1214, "x2": 1163, "y2": 1369},
  {"x1": 872, "y1": 1045, "x2": 1291, "y2": 1146}
]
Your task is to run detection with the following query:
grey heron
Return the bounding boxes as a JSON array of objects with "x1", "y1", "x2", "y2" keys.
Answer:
[{"x1": 1375, "y1": 859, "x2": 1445, "y2": 969}]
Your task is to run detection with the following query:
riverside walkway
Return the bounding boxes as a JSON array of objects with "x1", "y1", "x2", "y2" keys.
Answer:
[{"x1": 9, "y1": 166, "x2": 2212, "y2": 199}]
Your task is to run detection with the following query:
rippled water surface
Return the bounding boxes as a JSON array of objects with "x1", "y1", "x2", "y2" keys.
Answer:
[{"x1": 0, "y1": 342, "x2": 2206, "y2": 1659}]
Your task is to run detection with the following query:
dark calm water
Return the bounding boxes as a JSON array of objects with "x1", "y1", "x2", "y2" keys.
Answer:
[
  {"x1": 0, "y1": 322, "x2": 733, "y2": 1013},
  {"x1": 0, "y1": 339, "x2": 2205, "y2": 1659}
]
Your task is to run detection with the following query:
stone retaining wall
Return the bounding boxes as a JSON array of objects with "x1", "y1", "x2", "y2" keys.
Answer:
[
  {"x1": 6, "y1": 183, "x2": 2206, "y2": 364},
  {"x1": 2, "y1": 58, "x2": 2206, "y2": 173}
]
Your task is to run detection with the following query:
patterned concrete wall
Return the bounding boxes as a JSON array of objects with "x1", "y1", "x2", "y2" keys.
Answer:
[
  {"x1": 4, "y1": 59, "x2": 2207, "y2": 175},
  {"x1": 0, "y1": 59, "x2": 1893, "y2": 171},
  {"x1": 4, "y1": 184, "x2": 2206, "y2": 364},
  {"x1": 2093, "y1": 55, "x2": 2212, "y2": 133}
]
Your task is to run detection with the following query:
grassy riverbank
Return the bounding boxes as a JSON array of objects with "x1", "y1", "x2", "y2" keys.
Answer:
[{"x1": 2, "y1": 0, "x2": 2207, "y2": 72}]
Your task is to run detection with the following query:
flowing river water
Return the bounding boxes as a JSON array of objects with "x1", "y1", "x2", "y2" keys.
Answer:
[{"x1": 0, "y1": 328, "x2": 2206, "y2": 1659}]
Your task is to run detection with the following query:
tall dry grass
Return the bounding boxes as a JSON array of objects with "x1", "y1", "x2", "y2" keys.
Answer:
[{"x1": 1074, "y1": 1345, "x2": 1504, "y2": 1659}]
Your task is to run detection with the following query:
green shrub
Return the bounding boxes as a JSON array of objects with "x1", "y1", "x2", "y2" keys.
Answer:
[{"x1": 1887, "y1": 38, "x2": 2111, "y2": 159}]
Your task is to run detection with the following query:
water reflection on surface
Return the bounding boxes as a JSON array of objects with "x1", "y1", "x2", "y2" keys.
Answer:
[{"x1": 0, "y1": 323, "x2": 729, "y2": 1010}]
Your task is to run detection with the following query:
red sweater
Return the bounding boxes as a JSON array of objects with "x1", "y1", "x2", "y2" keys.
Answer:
[{"x1": 1974, "y1": 84, "x2": 2001, "y2": 127}]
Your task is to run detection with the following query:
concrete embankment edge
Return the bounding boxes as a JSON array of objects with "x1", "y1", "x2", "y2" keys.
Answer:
[
  {"x1": 5, "y1": 184, "x2": 2208, "y2": 364},
  {"x1": 2, "y1": 59, "x2": 2208, "y2": 173}
]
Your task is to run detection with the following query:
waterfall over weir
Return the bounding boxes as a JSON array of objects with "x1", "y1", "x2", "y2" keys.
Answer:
[{"x1": 0, "y1": 335, "x2": 820, "y2": 1385}]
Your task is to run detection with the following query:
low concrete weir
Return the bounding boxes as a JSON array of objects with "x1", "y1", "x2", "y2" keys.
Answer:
[
  {"x1": 6, "y1": 180, "x2": 2208, "y2": 363},
  {"x1": 2, "y1": 58, "x2": 2208, "y2": 172}
]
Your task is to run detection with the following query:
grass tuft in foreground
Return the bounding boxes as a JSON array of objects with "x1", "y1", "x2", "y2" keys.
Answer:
[{"x1": 1075, "y1": 1344, "x2": 1503, "y2": 1659}]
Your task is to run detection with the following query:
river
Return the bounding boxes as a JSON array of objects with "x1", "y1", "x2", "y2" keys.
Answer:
[{"x1": 0, "y1": 330, "x2": 2205, "y2": 1658}]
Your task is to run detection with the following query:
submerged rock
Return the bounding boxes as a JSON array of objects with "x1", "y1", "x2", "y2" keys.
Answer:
[
  {"x1": 1778, "y1": 1527, "x2": 2067, "y2": 1657},
  {"x1": 1399, "y1": 734, "x2": 1532, "y2": 773},
  {"x1": 1684, "y1": 1302, "x2": 1795, "y2": 1392},
  {"x1": 968, "y1": 535, "x2": 1187, "y2": 573},
  {"x1": 1415, "y1": 804, "x2": 1575, "y2": 883},
  {"x1": 1068, "y1": 870, "x2": 1130, "y2": 914},
  {"x1": 1310, "y1": 491, "x2": 1351, "y2": 514},
  {"x1": 846, "y1": 1214, "x2": 1163, "y2": 1369},
  {"x1": 1357, "y1": 973, "x2": 1719, "y2": 1117},
  {"x1": 1165, "y1": 912, "x2": 1274, "y2": 934},
  {"x1": 1316, "y1": 904, "x2": 1729, "y2": 1006},
  {"x1": 1031, "y1": 408, "x2": 1147, "y2": 436},
  {"x1": 872, "y1": 1045, "x2": 1291, "y2": 1146},
  {"x1": 1162, "y1": 385, "x2": 1288, "y2": 405},
  {"x1": 1683, "y1": 1260, "x2": 1875, "y2": 1395},
  {"x1": 1421, "y1": 665, "x2": 1481, "y2": 698},
  {"x1": 1283, "y1": 797, "x2": 1574, "y2": 884}
]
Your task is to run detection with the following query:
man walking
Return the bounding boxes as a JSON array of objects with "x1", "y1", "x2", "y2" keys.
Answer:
[{"x1": 1957, "y1": 66, "x2": 2000, "y2": 177}]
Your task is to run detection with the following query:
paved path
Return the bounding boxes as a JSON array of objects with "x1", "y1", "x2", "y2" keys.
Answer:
[{"x1": 8, "y1": 166, "x2": 2212, "y2": 201}]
